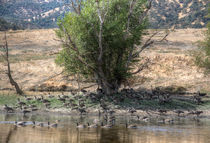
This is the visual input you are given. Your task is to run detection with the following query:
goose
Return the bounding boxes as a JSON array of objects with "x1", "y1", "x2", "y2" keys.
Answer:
[
  {"x1": 125, "y1": 123, "x2": 137, "y2": 129},
  {"x1": 101, "y1": 122, "x2": 113, "y2": 128},
  {"x1": 174, "y1": 110, "x2": 184, "y2": 116},
  {"x1": 76, "y1": 123, "x2": 86, "y2": 128},
  {"x1": 44, "y1": 103, "x2": 51, "y2": 108},
  {"x1": 197, "y1": 91, "x2": 206, "y2": 97},
  {"x1": 47, "y1": 93, "x2": 54, "y2": 98},
  {"x1": 29, "y1": 104, "x2": 37, "y2": 108},
  {"x1": 14, "y1": 121, "x2": 26, "y2": 126},
  {"x1": 128, "y1": 108, "x2": 136, "y2": 114},
  {"x1": 165, "y1": 118, "x2": 174, "y2": 123},
  {"x1": 4, "y1": 104, "x2": 14, "y2": 113},
  {"x1": 37, "y1": 122, "x2": 45, "y2": 127},
  {"x1": 24, "y1": 95, "x2": 33, "y2": 101},
  {"x1": 58, "y1": 95, "x2": 66, "y2": 103},
  {"x1": 34, "y1": 96, "x2": 42, "y2": 101},
  {"x1": 87, "y1": 122, "x2": 98, "y2": 128},
  {"x1": 48, "y1": 120, "x2": 59, "y2": 128},
  {"x1": 32, "y1": 121, "x2": 36, "y2": 127},
  {"x1": 31, "y1": 108, "x2": 38, "y2": 111},
  {"x1": 195, "y1": 111, "x2": 203, "y2": 117},
  {"x1": 41, "y1": 96, "x2": 50, "y2": 103},
  {"x1": 17, "y1": 98, "x2": 26, "y2": 106},
  {"x1": 22, "y1": 109, "x2": 31, "y2": 115},
  {"x1": 78, "y1": 108, "x2": 86, "y2": 114},
  {"x1": 158, "y1": 109, "x2": 167, "y2": 114}
]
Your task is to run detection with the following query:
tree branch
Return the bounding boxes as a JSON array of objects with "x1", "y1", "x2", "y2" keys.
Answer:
[
  {"x1": 131, "y1": 58, "x2": 151, "y2": 75},
  {"x1": 96, "y1": 0, "x2": 109, "y2": 62},
  {"x1": 60, "y1": 22, "x2": 96, "y2": 72},
  {"x1": 139, "y1": 1, "x2": 152, "y2": 24},
  {"x1": 126, "y1": 0, "x2": 136, "y2": 33}
]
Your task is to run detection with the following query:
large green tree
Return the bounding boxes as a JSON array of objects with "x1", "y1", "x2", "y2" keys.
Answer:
[{"x1": 56, "y1": 0, "x2": 167, "y2": 95}]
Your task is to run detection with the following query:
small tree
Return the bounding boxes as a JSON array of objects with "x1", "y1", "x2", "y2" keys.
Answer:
[
  {"x1": 56, "y1": 0, "x2": 168, "y2": 95},
  {"x1": 0, "y1": 32, "x2": 23, "y2": 95}
]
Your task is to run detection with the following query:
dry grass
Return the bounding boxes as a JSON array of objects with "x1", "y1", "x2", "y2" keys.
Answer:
[{"x1": 0, "y1": 28, "x2": 209, "y2": 93}]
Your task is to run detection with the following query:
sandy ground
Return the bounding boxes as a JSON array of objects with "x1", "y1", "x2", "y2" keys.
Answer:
[{"x1": 0, "y1": 28, "x2": 209, "y2": 93}]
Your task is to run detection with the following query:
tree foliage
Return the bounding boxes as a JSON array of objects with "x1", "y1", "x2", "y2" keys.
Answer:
[
  {"x1": 56, "y1": 0, "x2": 155, "y2": 94},
  {"x1": 195, "y1": 5, "x2": 210, "y2": 72}
]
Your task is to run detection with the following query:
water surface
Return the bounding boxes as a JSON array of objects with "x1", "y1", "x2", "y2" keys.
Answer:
[{"x1": 0, "y1": 113, "x2": 210, "y2": 143}]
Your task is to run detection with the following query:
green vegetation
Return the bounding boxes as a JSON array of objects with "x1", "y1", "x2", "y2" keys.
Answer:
[
  {"x1": 0, "y1": 18, "x2": 21, "y2": 31},
  {"x1": 56, "y1": 0, "x2": 149, "y2": 94},
  {"x1": 195, "y1": 6, "x2": 210, "y2": 72}
]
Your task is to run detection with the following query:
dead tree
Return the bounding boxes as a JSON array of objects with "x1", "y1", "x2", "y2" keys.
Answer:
[{"x1": 0, "y1": 32, "x2": 23, "y2": 95}]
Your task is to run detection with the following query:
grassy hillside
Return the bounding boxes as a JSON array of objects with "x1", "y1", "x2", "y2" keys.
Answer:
[{"x1": 0, "y1": 0, "x2": 209, "y2": 29}]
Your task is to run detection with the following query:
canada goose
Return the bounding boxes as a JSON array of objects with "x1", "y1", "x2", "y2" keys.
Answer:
[
  {"x1": 31, "y1": 108, "x2": 38, "y2": 111},
  {"x1": 32, "y1": 121, "x2": 36, "y2": 127},
  {"x1": 37, "y1": 122, "x2": 45, "y2": 127},
  {"x1": 128, "y1": 108, "x2": 136, "y2": 114},
  {"x1": 14, "y1": 121, "x2": 26, "y2": 126},
  {"x1": 58, "y1": 95, "x2": 66, "y2": 102},
  {"x1": 96, "y1": 87, "x2": 103, "y2": 94},
  {"x1": 197, "y1": 91, "x2": 206, "y2": 97},
  {"x1": 101, "y1": 122, "x2": 113, "y2": 128},
  {"x1": 79, "y1": 102, "x2": 85, "y2": 108},
  {"x1": 22, "y1": 109, "x2": 31, "y2": 115},
  {"x1": 24, "y1": 95, "x2": 33, "y2": 101},
  {"x1": 78, "y1": 108, "x2": 86, "y2": 114},
  {"x1": 125, "y1": 123, "x2": 137, "y2": 129},
  {"x1": 17, "y1": 98, "x2": 26, "y2": 106},
  {"x1": 69, "y1": 99, "x2": 74, "y2": 103},
  {"x1": 44, "y1": 103, "x2": 51, "y2": 108},
  {"x1": 63, "y1": 102, "x2": 70, "y2": 107},
  {"x1": 29, "y1": 104, "x2": 37, "y2": 108},
  {"x1": 157, "y1": 118, "x2": 166, "y2": 124},
  {"x1": 174, "y1": 110, "x2": 184, "y2": 116},
  {"x1": 41, "y1": 96, "x2": 50, "y2": 103},
  {"x1": 47, "y1": 93, "x2": 54, "y2": 98},
  {"x1": 158, "y1": 109, "x2": 167, "y2": 114},
  {"x1": 4, "y1": 104, "x2": 14, "y2": 113},
  {"x1": 34, "y1": 96, "x2": 42, "y2": 101},
  {"x1": 165, "y1": 118, "x2": 174, "y2": 123},
  {"x1": 195, "y1": 111, "x2": 203, "y2": 117},
  {"x1": 76, "y1": 123, "x2": 86, "y2": 128},
  {"x1": 87, "y1": 122, "x2": 98, "y2": 128},
  {"x1": 48, "y1": 120, "x2": 59, "y2": 128},
  {"x1": 141, "y1": 116, "x2": 149, "y2": 122}
]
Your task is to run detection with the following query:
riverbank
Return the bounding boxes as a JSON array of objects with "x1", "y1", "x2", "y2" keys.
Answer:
[{"x1": 1, "y1": 89, "x2": 210, "y2": 118}]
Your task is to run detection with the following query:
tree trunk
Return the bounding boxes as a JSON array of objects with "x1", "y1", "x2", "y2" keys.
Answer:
[{"x1": 3, "y1": 32, "x2": 23, "y2": 95}]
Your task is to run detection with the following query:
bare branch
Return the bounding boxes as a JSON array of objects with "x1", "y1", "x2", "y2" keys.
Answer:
[
  {"x1": 65, "y1": 0, "x2": 82, "y2": 14},
  {"x1": 132, "y1": 31, "x2": 158, "y2": 59},
  {"x1": 131, "y1": 58, "x2": 151, "y2": 75},
  {"x1": 139, "y1": 1, "x2": 152, "y2": 24}
]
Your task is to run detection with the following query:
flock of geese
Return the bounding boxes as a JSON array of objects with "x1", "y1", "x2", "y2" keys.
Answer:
[
  {"x1": 2, "y1": 88, "x2": 207, "y2": 130},
  {"x1": 13, "y1": 120, "x2": 59, "y2": 128}
]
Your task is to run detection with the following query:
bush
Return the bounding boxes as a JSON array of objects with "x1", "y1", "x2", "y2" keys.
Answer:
[{"x1": 195, "y1": 6, "x2": 210, "y2": 72}]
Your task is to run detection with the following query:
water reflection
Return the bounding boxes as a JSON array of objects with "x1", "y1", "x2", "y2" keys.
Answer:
[{"x1": 0, "y1": 114, "x2": 210, "y2": 143}]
